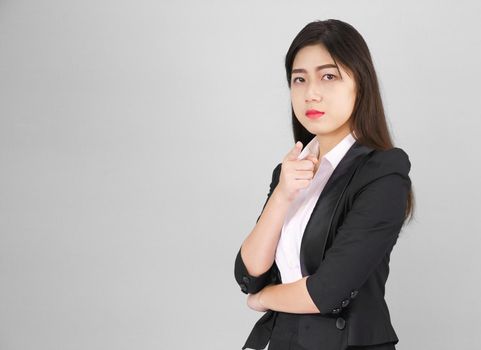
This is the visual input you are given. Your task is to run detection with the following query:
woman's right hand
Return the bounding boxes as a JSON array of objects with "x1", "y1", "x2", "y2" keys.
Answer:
[{"x1": 274, "y1": 141, "x2": 319, "y2": 203}]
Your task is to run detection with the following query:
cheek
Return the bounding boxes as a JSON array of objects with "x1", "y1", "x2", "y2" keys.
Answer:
[
  {"x1": 332, "y1": 87, "x2": 356, "y2": 110},
  {"x1": 290, "y1": 90, "x2": 303, "y2": 108}
]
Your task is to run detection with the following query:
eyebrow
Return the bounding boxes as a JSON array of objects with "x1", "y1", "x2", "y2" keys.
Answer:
[{"x1": 291, "y1": 64, "x2": 338, "y2": 74}]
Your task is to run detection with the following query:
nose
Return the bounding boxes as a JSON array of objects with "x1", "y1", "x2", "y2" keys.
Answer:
[{"x1": 304, "y1": 82, "x2": 322, "y2": 103}]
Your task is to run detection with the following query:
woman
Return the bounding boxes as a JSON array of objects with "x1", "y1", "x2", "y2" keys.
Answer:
[{"x1": 234, "y1": 19, "x2": 415, "y2": 350}]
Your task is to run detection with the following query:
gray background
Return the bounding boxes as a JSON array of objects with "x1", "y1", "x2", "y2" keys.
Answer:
[{"x1": 1, "y1": 0, "x2": 480, "y2": 349}]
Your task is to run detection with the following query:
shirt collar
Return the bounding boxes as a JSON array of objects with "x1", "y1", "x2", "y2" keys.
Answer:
[{"x1": 297, "y1": 132, "x2": 357, "y2": 170}]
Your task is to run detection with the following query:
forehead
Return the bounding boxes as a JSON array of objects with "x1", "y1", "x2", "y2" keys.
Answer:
[{"x1": 294, "y1": 44, "x2": 333, "y2": 64}]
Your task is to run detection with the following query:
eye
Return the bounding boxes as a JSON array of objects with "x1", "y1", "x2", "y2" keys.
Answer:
[
  {"x1": 322, "y1": 74, "x2": 336, "y2": 81},
  {"x1": 292, "y1": 77, "x2": 304, "y2": 84}
]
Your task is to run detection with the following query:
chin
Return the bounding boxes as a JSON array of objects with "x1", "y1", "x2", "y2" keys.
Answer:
[{"x1": 307, "y1": 125, "x2": 335, "y2": 135}]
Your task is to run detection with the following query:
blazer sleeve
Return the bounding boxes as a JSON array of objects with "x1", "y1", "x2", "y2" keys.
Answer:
[
  {"x1": 234, "y1": 162, "x2": 282, "y2": 295},
  {"x1": 305, "y1": 148, "x2": 412, "y2": 315}
]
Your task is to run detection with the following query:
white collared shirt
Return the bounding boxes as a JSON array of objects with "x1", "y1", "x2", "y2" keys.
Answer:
[{"x1": 275, "y1": 132, "x2": 357, "y2": 283}]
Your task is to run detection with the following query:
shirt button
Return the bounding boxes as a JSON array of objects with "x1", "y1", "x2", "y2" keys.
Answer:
[
  {"x1": 336, "y1": 317, "x2": 346, "y2": 330},
  {"x1": 341, "y1": 299, "x2": 350, "y2": 308}
]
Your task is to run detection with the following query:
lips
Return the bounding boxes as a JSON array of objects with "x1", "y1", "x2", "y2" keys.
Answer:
[{"x1": 305, "y1": 109, "x2": 325, "y2": 119}]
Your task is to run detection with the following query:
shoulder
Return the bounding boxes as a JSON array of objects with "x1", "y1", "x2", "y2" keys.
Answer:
[
  {"x1": 365, "y1": 147, "x2": 411, "y2": 174},
  {"x1": 354, "y1": 147, "x2": 412, "y2": 188}
]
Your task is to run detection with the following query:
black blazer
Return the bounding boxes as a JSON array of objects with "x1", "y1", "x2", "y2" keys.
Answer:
[{"x1": 234, "y1": 140, "x2": 412, "y2": 350}]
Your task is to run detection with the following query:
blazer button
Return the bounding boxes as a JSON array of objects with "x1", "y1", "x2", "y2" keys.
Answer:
[
  {"x1": 240, "y1": 283, "x2": 248, "y2": 294},
  {"x1": 242, "y1": 276, "x2": 251, "y2": 284},
  {"x1": 350, "y1": 290, "x2": 359, "y2": 299},
  {"x1": 336, "y1": 317, "x2": 346, "y2": 330},
  {"x1": 341, "y1": 299, "x2": 350, "y2": 308},
  {"x1": 332, "y1": 308, "x2": 341, "y2": 314}
]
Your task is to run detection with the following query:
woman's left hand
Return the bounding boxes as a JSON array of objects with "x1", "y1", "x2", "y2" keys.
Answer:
[{"x1": 247, "y1": 289, "x2": 269, "y2": 312}]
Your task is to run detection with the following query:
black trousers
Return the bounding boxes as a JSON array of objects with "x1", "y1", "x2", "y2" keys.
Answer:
[{"x1": 267, "y1": 312, "x2": 396, "y2": 350}]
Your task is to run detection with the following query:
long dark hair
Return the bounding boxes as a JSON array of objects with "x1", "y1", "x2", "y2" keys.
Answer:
[{"x1": 285, "y1": 19, "x2": 415, "y2": 224}]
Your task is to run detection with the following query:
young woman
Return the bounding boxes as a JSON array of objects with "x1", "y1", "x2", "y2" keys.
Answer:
[{"x1": 234, "y1": 19, "x2": 415, "y2": 350}]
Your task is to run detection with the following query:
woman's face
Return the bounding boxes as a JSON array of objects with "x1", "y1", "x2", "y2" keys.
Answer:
[{"x1": 290, "y1": 44, "x2": 357, "y2": 138}]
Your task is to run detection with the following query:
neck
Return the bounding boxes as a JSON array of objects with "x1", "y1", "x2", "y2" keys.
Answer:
[{"x1": 315, "y1": 127, "x2": 353, "y2": 161}]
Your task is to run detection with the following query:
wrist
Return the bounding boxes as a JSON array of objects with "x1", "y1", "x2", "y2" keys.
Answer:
[
  {"x1": 272, "y1": 188, "x2": 292, "y2": 205},
  {"x1": 258, "y1": 287, "x2": 268, "y2": 309}
]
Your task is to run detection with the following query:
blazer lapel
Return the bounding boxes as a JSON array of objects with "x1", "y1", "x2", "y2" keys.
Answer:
[{"x1": 300, "y1": 141, "x2": 374, "y2": 276}]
